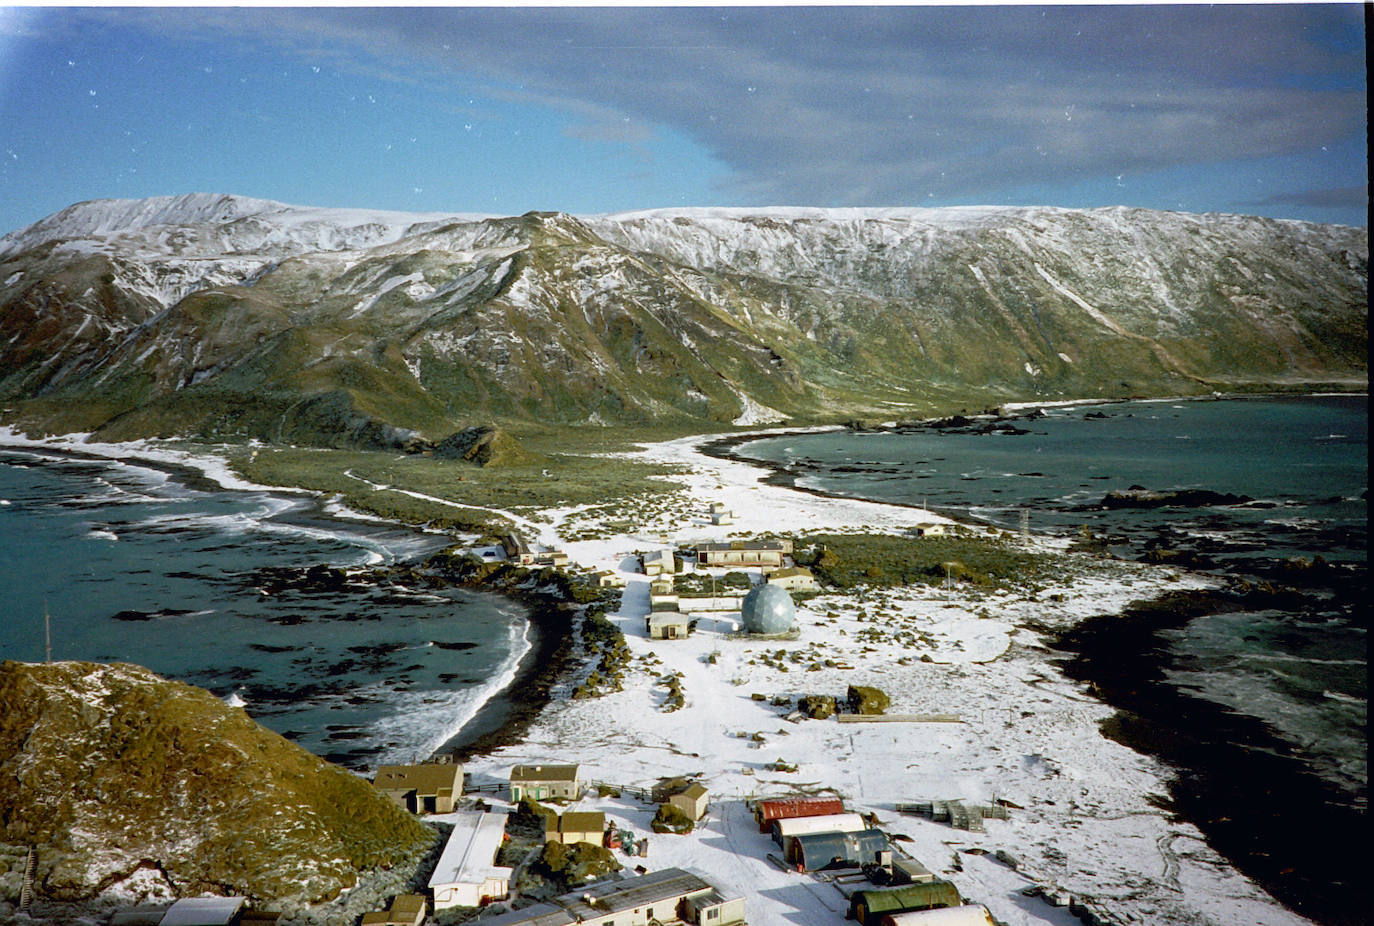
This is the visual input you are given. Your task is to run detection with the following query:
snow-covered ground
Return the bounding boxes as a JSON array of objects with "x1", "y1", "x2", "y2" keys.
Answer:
[
  {"x1": 458, "y1": 432, "x2": 1312, "y2": 926},
  {"x1": 0, "y1": 424, "x2": 1314, "y2": 925}
]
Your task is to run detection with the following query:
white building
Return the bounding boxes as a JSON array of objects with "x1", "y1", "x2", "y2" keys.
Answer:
[
  {"x1": 766, "y1": 566, "x2": 820, "y2": 592},
  {"x1": 642, "y1": 549, "x2": 676, "y2": 576},
  {"x1": 428, "y1": 812, "x2": 513, "y2": 910}
]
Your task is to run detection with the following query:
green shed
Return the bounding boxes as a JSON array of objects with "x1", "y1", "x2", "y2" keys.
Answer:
[{"x1": 849, "y1": 881, "x2": 963, "y2": 923}]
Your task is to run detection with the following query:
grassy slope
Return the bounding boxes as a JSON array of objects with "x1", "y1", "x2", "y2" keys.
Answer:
[
  {"x1": 0, "y1": 660, "x2": 435, "y2": 905},
  {"x1": 226, "y1": 424, "x2": 696, "y2": 534}
]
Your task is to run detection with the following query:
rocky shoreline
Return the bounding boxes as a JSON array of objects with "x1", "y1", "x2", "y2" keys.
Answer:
[
  {"x1": 414, "y1": 554, "x2": 612, "y2": 764},
  {"x1": 0, "y1": 436, "x2": 596, "y2": 769},
  {"x1": 696, "y1": 402, "x2": 1368, "y2": 926},
  {"x1": 1051, "y1": 587, "x2": 1368, "y2": 926}
]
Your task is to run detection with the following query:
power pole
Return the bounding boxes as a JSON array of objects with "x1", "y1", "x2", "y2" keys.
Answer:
[{"x1": 43, "y1": 601, "x2": 52, "y2": 663}]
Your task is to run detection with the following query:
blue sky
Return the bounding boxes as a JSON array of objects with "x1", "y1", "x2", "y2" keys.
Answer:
[{"x1": 0, "y1": 5, "x2": 1366, "y2": 233}]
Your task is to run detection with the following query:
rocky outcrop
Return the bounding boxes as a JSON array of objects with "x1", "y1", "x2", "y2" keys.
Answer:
[
  {"x1": 1100, "y1": 487, "x2": 1254, "y2": 509},
  {"x1": 846, "y1": 685, "x2": 891, "y2": 715},
  {"x1": 434, "y1": 424, "x2": 544, "y2": 467}
]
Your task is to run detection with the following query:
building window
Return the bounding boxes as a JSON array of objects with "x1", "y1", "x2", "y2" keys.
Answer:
[{"x1": 707, "y1": 910, "x2": 719, "y2": 920}]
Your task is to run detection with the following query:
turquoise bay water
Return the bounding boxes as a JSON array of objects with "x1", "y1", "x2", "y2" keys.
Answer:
[
  {"x1": 0, "y1": 448, "x2": 529, "y2": 770},
  {"x1": 737, "y1": 395, "x2": 1368, "y2": 802}
]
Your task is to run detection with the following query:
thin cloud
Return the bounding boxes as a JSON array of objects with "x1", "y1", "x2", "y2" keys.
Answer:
[
  {"x1": 1253, "y1": 185, "x2": 1369, "y2": 210},
  {"x1": 56, "y1": 6, "x2": 1371, "y2": 209}
]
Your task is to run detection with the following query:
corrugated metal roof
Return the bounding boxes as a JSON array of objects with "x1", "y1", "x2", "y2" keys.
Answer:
[
  {"x1": 852, "y1": 881, "x2": 962, "y2": 914},
  {"x1": 773, "y1": 812, "x2": 866, "y2": 838},
  {"x1": 883, "y1": 905, "x2": 995, "y2": 926},
  {"x1": 560, "y1": 868, "x2": 712, "y2": 917},
  {"x1": 757, "y1": 796, "x2": 845, "y2": 824},
  {"x1": 793, "y1": 828, "x2": 889, "y2": 871},
  {"x1": 159, "y1": 897, "x2": 247, "y2": 926},
  {"x1": 697, "y1": 541, "x2": 787, "y2": 553},
  {"x1": 475, "y1": 902, "x2": 576, "y2": 926}
]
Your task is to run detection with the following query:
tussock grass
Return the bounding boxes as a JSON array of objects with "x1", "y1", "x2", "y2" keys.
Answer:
[
  {"x1": 796, "y1": 531, "x2": 1063, "y2": 592},
  {"x1": 229, "y1": 443, "x2": 686, "y2": 531}
]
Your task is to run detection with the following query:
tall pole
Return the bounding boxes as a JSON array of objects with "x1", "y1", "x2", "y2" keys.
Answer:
[{"x1": 44, "y1": 601, "x2": 52, "y2": 663}]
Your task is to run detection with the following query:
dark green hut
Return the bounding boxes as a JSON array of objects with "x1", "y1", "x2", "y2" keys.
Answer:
[{"x1": 848, "y1": 881, "x2": 963, "y2": 923}]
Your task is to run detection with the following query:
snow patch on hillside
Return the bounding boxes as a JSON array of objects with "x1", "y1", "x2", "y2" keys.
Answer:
[{"x1": 732, "y1": 391, "x2": 787, "y2": 426}]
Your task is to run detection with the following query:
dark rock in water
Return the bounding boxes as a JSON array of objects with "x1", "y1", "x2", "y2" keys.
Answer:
[
  {"x1": 248, "y1": 642, "x2": 300, "y2": 654},
  {"x1": 111, "y1": 609, "x2": 154, "y2": 621},
  {"x1": 1101, "y1": 488, "x2": 1254, "y2": 509},
  {"x1": 430, "y1": 640, "x2": 479, "y2": 651},
  {"x1": 347, "y1": 642, "x2": 407, "y2": 657},
  {"x1": 110, "y1": 607, "x2": 202, "y2": 622}
]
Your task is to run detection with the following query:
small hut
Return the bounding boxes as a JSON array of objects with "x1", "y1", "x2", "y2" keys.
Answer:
[
  {"x1": 668, "y1": 783, "x2": 710, "y2": 821},
  {"x1": 791, "y1": 828, "x2": 889, "y2": 872},
  {"x1": 849, "y1": 882, "x2": 964, "y2": 923},
  {"x1": 544, "y1": 811, "x2": 607, "y2": 845},
  {"x1": 755, "y1": 796, "x2": 845, "y2": 832},
  {"x1": 647, "y1": 611, "x2": 691, "y2": 640}
]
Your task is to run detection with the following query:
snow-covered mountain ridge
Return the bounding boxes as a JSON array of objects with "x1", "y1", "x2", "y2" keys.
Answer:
[
  {"x1": 0, "y1": 192, "x2": 487, "y2": 259},
  {"x1": 0, "y1": 194, "x2": 1365, "y2": 447}
]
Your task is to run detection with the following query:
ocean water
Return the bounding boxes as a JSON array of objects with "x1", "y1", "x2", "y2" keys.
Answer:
[
  {"x1": 0, "y1": 447, "x2": 530, "y2": 770},
  {"x1": 736, "y1": 394, "x2": 1367, "y2": 922}
]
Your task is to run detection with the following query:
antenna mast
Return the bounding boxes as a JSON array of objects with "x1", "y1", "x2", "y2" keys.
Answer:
[{"x1": 44, "y1": 601, "x2": 52, "y2": 663}]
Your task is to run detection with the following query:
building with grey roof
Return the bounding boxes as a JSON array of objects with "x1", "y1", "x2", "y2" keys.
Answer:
[
  {"x1": 158, "y1": 897, "x2": 248, "y2": 926},
  {"x1": 473, "y1": 868, "x2": 743, "y2": 926}
]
